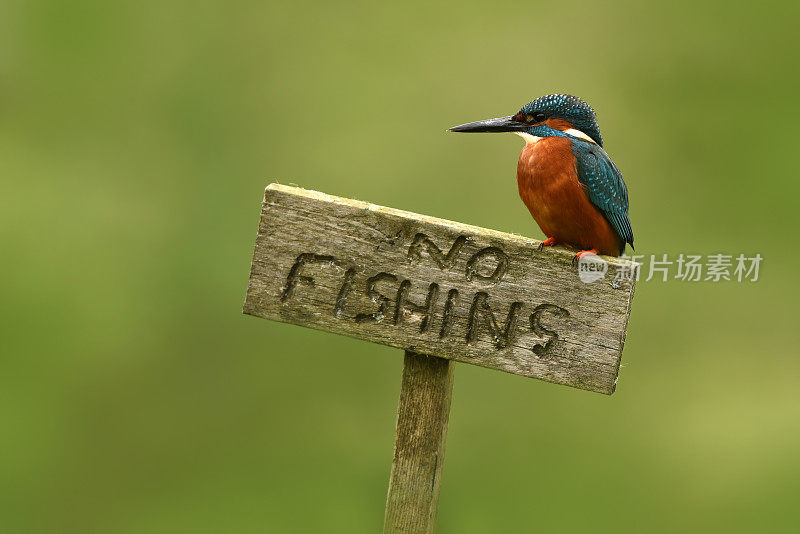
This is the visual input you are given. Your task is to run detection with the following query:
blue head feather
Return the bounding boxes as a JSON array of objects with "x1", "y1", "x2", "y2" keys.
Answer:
[{"x1": 518, "y1": 94, "x2": 603, "y2": 146}]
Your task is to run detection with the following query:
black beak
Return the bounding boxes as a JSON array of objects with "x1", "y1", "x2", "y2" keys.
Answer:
[{"x1": 448, "y1": 115, "x2": 528, "y2": 133}]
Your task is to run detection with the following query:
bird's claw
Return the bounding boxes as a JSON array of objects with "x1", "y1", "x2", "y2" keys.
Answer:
[
  {"x1": 572, "y1": 249, "x2": 598, "y2": 266},
  {"x1": 538, "y1": 237, "x2": 558, "y2": 251}
]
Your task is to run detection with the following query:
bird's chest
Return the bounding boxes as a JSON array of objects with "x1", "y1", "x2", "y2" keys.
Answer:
[
  {"x1": 516, "y1": 137, "x2": 596, "y2": 237},
  {"x1": 516, "y1": 137, "x2": 580, "y2": 206}
]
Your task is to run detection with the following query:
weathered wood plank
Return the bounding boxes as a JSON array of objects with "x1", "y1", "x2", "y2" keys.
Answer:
[
  {"x1": 384, "y1": 352, "x2": 454, "y2": 534},
  {"x1": 243, "y1": 183, "x2": 637, "y2": 394}
]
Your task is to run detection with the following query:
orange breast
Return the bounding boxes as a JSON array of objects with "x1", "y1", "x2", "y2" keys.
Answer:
[{"x1": 517, "y1": 137, "x2": 622, "y2": 256}]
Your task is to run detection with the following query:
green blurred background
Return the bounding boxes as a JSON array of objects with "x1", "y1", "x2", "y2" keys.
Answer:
[{"x1": 3, "y1": 1, "x2": 799, "y2": 532}]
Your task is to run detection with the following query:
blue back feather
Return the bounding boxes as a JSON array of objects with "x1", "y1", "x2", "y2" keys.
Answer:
[{"x1": 571, "y1": 139, "x2": 634, "y2": 253}]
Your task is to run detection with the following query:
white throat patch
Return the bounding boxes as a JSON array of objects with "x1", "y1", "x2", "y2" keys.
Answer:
[
  {"x1": 515, "y1": 129, "x2": 597, "y2": 145},
  {"x1": 515, "y1": 132, "x2": 541, "y2": 145}
]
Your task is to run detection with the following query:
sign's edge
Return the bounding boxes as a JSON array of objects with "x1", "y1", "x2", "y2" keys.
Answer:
[{"x1": 266, "y1": 183, "x2": 638, "y2": 268}]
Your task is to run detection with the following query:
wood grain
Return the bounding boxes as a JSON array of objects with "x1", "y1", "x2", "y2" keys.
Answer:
[
  {"x1": 384, "y1": 352, "x2": 454, "y2": 534},
  {"x1": 243, "y1": 184, "x2": 637, "y2": 394}
]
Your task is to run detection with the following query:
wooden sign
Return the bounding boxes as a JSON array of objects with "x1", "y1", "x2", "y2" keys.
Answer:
[
  {"x1": 244, "y1": 184, "x2": 636, "y2": 395},
  {"x1": 243, "y1": 184, "x2": 638, "y2": 533}
]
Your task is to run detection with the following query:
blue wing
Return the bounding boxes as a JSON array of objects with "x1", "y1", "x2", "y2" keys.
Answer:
[{"x1": 571, "y1": 140, "x2": 634, "y2": 254}]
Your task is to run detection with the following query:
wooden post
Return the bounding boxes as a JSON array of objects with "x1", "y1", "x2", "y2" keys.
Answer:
[{"x1": 384, "y1": 352, "x2": 454, "y2": 533}]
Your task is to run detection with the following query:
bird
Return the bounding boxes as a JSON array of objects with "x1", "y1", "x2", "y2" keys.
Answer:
[{"x1": 448, "y1": 94, "x2": 633, "y2": 258}]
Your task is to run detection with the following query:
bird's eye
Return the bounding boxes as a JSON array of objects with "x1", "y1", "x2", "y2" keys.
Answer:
[
  {"x1": 518, "y1": 112, "x2": 546, "y2": 123},
  {"x1": 516, "y1": 112, "x2": 547, "y2": 124}
]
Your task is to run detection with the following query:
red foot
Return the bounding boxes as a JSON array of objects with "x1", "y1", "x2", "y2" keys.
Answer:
[
  {"x1": 538, "y1": 237, "x2": 558, "y2": 250},
  {"x1": 572, "y1": 249, "x2": 598, "y2": 265}
]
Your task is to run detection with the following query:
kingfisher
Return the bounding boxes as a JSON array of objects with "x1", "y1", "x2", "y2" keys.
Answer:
[{"x1": 449, "y1": 94, "x2": 633, "y2": 258}]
